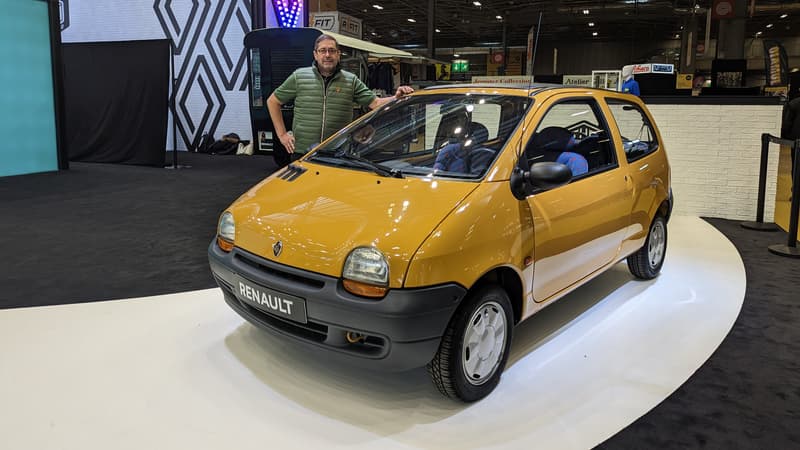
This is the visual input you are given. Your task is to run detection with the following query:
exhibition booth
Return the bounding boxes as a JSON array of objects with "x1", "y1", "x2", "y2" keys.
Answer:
[{"x1": 2, "y1": 1, "x2": 799, "y2": 449}]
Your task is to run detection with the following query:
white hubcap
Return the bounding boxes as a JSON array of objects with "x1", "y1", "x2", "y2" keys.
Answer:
[
  {"x1": 648, "y1": 220, "x2": 666, "y2": 268},
  {"x1": 462, "y1": 301, "x2": 507, "y2": 386}
]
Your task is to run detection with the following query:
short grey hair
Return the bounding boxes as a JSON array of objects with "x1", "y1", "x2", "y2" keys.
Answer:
[{"x1": 314, "y1": 34, "x2": 338, "y2": 51}]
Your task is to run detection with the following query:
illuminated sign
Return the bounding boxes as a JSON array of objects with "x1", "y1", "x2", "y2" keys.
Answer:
[
  {"x1": 452, "y1": 59, "x2": 469, "y2": 73},
  {"x1": 271, "y1": 0, "x2": 303, "y2": 28},
  {"x1": 652, "y1": 64, "x2": 674, "y2": 73}
]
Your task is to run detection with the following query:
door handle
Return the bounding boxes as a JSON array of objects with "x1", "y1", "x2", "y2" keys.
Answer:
[{"x1": 639, "y1": 164, "x2": 649, "y2": 171}]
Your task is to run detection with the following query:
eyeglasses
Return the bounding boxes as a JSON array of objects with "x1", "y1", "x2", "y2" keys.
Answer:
[{"x1": 315, "y1": 48, "x2": 339, "y2": 55}]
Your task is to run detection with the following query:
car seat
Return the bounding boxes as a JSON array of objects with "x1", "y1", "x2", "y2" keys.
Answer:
[
  {"x1": 526, "y1": 126, "x2": 574, "y2": 164},
  {"x1": 434, "y1": 122, "x2": 493, "y2": 174},
  {"x1": 569, "y1": 134, "x2": 603, "y2": 170},
  {"x1": 556, "y1": 151, "x2": 588, "y2": 177}
]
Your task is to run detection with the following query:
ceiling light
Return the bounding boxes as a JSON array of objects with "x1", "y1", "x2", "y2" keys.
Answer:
[
  {"x1": 496, "y1": 15, "x2": 503, "y2": 20},
  {"x1": 756, "y1": 31, "x2": 763, "y2": 35},
  {"x1": 592, "y1": 31, "x2": 598, "y2": 36},
  {"x1": 766, "y1": 23, "x2": 773, "y2": 28},
  {"x1": 675, "y1": 34, "x2": 680, "y2": 38},
  {"x1": 583, "y1": 9, "x2": 590, "y2": 15},
  {"x1": 407, "y1": 18, "x2": 416, "y2": 22},
  {"x1": 588, "y1": 22, "x2": 595, "y2": 27},
  {"x1": 453, "y1": 53, "x2": 460, "y2": 57},
  {"x1": 371, "y1": 32, "x2": 377, "y2": 36},
  {"x1": 372, "y1": 4, "x2": 383, "y2": 10},
  {"x1": 435, "y1": 28, "x2": 441, "y2": 32},
  {"x1": 780, "y1": 13, "x2": 788, "y2": 19},
  {"x1": 473, "y1": 1, "x2": 482, "y2": 6}
]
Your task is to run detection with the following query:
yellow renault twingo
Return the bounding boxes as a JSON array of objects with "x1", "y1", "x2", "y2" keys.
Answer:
[{"x1": 208, "y1": 85, "x2": 672, "y2": 402}]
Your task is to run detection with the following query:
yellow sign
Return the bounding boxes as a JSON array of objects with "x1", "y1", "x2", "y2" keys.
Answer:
[
  {"x1": 435, "y1": 64, "x2": 450, "y2": 81},
  {"x1": 676, "y1": 73, "x2": 694, "y2": 89}
]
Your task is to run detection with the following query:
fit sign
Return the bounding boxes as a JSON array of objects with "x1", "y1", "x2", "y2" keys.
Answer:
[{"x1": 310, "y1": 11, "x2": 363, "y2": 39}]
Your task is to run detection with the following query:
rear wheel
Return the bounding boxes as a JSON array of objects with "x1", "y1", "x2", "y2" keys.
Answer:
[
  {"x1": 427, "y1": 285, "x2": 513, "y2": 402},
  {"x1": 627, "y1": 215, "x2": 667, "y2": 279}
]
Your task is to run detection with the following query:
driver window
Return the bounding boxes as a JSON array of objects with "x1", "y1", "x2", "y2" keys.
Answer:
[{"x1": 526, "y1": 99, "x2": 615, "y2": 178}]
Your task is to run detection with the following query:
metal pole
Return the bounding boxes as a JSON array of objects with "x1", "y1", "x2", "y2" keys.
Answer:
[
  {"x1": 171, "y1": 44, "x2": 177, "y2": 167},
  {"x1": 165, "y1": 41, "x2": 188, "y2": 169},
  {"x1": 48, "y1": 0, "x2": 68, "y2": 170},
  {"x1": 427, "y1": 0, "x2": 435, "y2": 60},
  {"x1": 741, "y1": 133, "x2": 779, "y2": 231},
  {"x1": 756, "y1": 132, "x2": 768, "y2": 222}
]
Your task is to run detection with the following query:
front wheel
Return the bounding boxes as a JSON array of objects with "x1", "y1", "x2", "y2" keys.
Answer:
[
  {"x1": 427, "y1": 285, "x2": 513, "y2": 402},
  {"x1": 627, "y1": 215, "x2": 667, "y2": 279}
]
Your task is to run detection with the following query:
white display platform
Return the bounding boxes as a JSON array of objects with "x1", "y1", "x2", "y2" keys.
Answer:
[{"x1": 0, "y1": 216, "x2": 745, "y2": 450}]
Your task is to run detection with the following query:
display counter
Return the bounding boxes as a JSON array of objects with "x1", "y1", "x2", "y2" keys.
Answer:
[{"x1": 641, "y1": 96, "x2": 783, "y2": 221}]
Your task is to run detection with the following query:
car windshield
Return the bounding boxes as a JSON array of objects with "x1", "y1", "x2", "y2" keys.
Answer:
[{"x1": 308, "y1": 93, "x2": 532, "y2": 179}]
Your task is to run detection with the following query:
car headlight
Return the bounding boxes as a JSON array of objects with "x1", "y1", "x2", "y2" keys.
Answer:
[
  {"x1": 217, "y1": 212, "x2": 235, "y2": 252},
  {"x1": 342, "y1": 247, "x2": 389, "y2": 298}
]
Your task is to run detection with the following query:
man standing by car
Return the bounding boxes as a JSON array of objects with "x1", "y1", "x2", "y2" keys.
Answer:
[{"x1": 267, "y1": 34, "x2": 414, "y2": 167}]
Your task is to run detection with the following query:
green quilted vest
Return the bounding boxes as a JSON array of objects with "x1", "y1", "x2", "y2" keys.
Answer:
[{"x1": 275, "y1": 66, "x2": 374, "y2": 154}]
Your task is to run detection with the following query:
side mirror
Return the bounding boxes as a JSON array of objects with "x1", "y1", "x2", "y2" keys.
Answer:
[
  {"x1": 528, "y1": 162, "x2": 573, "y2": 190},
  {"x1": 510, "y1": 162, "x2": 572, "y2": 200}
]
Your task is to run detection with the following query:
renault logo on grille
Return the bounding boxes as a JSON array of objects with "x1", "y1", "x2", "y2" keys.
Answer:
[{"x1": 273, "y1": 241, "x2": 283, "y2": 257}]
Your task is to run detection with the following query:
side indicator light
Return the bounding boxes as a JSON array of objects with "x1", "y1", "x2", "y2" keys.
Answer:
[
  {"x1": 343, "y1": 279, "x2": 388, "y2": 298},
  {"x1": 217, "y1": 236, "x2": 234, "y2": 252}
]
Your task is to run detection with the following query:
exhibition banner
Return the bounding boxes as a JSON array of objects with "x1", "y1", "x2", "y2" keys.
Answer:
[
  {"x1": 472, "y1": 75, "x2": 535, "y2": 85},
  {"x1": 763, "y1": 40, "x2": 788, "y2": 87},
  {"x1": 562, "y1": 75, "x2": 592, "y2": 87}
]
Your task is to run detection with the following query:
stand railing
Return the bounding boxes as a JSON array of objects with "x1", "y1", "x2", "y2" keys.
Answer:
[{"x1": 740, "y1": 134, "x2": 787, "y2": 231}]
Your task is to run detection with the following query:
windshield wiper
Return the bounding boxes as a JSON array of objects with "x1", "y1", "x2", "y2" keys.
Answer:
[{"x1": 338, "y1": 152, "x2": 404, "y2": 178}]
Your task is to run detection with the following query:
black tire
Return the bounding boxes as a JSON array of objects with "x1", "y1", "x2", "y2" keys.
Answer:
[
  {"x1": 627, "y1": 214, "x2": 667, "y2": 279},
  {"x1": 427, "y1": 285, "x2": 514, "y2": 402}
]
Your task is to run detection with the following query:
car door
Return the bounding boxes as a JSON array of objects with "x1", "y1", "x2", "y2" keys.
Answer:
[
  {"x1": 524, "y1": 96, "x2": 634, "y2": 302},
  {"x1": 603, "y1": 98, "x2": 665, "y2": 233}
]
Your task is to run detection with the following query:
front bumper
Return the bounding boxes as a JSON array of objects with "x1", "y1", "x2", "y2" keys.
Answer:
[{"x1": 208, "y1": 241, "x2": 466, "y2": 371}]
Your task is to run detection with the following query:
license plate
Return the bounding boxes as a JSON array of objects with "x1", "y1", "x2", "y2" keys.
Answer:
[{"x1": 234, "y1": 276, "x2": 307, "y2": 324}]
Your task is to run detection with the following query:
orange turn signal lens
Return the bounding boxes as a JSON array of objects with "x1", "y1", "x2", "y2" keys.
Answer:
[
  {"x1": 217, "y1": 236, "x2": 234, "y2": 252},
  {"x1": 343, "y1": 279, "x2": 388, "y2": 298}
]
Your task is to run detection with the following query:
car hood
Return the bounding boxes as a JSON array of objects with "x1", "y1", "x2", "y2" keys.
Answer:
[{"x1": 230, "y1": 162, "x2": 478, "y2": 286}]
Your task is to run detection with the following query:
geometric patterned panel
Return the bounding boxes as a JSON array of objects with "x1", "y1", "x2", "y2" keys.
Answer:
[
  {"x1": 205, "y1": 0, "x2": 251, "y2": 90},
  {"x1": 154, "y1": 0, "x2": 251, "y2": 150}
]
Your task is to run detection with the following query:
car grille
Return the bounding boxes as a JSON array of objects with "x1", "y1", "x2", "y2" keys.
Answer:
[
  {"x1": 234, "y1": 252, "x2": 324, "y2": 289},
  {"x1": 214, "y1": 275, "x2": 387, "y2": 358}
]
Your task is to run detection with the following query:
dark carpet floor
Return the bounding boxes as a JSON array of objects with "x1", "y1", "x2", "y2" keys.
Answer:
[
  {"x1": 0, "y1": 152, "x2": 276, "y2": 308},
  {"x1": 1, "y1": 152, "x2": 798, "y2": 448}
]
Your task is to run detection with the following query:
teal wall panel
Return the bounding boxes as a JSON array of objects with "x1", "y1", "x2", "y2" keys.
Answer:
[{"x1": 0, "y1": 0, "x2": 58, "y2": 177}]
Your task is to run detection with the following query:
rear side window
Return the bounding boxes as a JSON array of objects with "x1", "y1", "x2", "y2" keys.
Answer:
[{"x1": 605, "y1": 100, "x2": 659, "y2": 162}]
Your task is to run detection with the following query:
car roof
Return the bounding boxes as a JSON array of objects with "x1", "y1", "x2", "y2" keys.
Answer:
[{"x1": 420, "y1": 83, "x2": 630, "y2": 99}]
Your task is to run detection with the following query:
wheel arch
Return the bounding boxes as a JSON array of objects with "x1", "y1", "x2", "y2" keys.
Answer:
[
  {"x1": 659, "y1": 189, "x2": 673, "y2": 222},
  {"x1": 468, "y1": 266, "x2": 523, "y2": 325}
]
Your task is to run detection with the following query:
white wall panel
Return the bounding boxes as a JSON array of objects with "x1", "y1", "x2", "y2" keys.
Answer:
[{"x1": 649, "y1": 103, "x2": 782, "y2": 221}]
